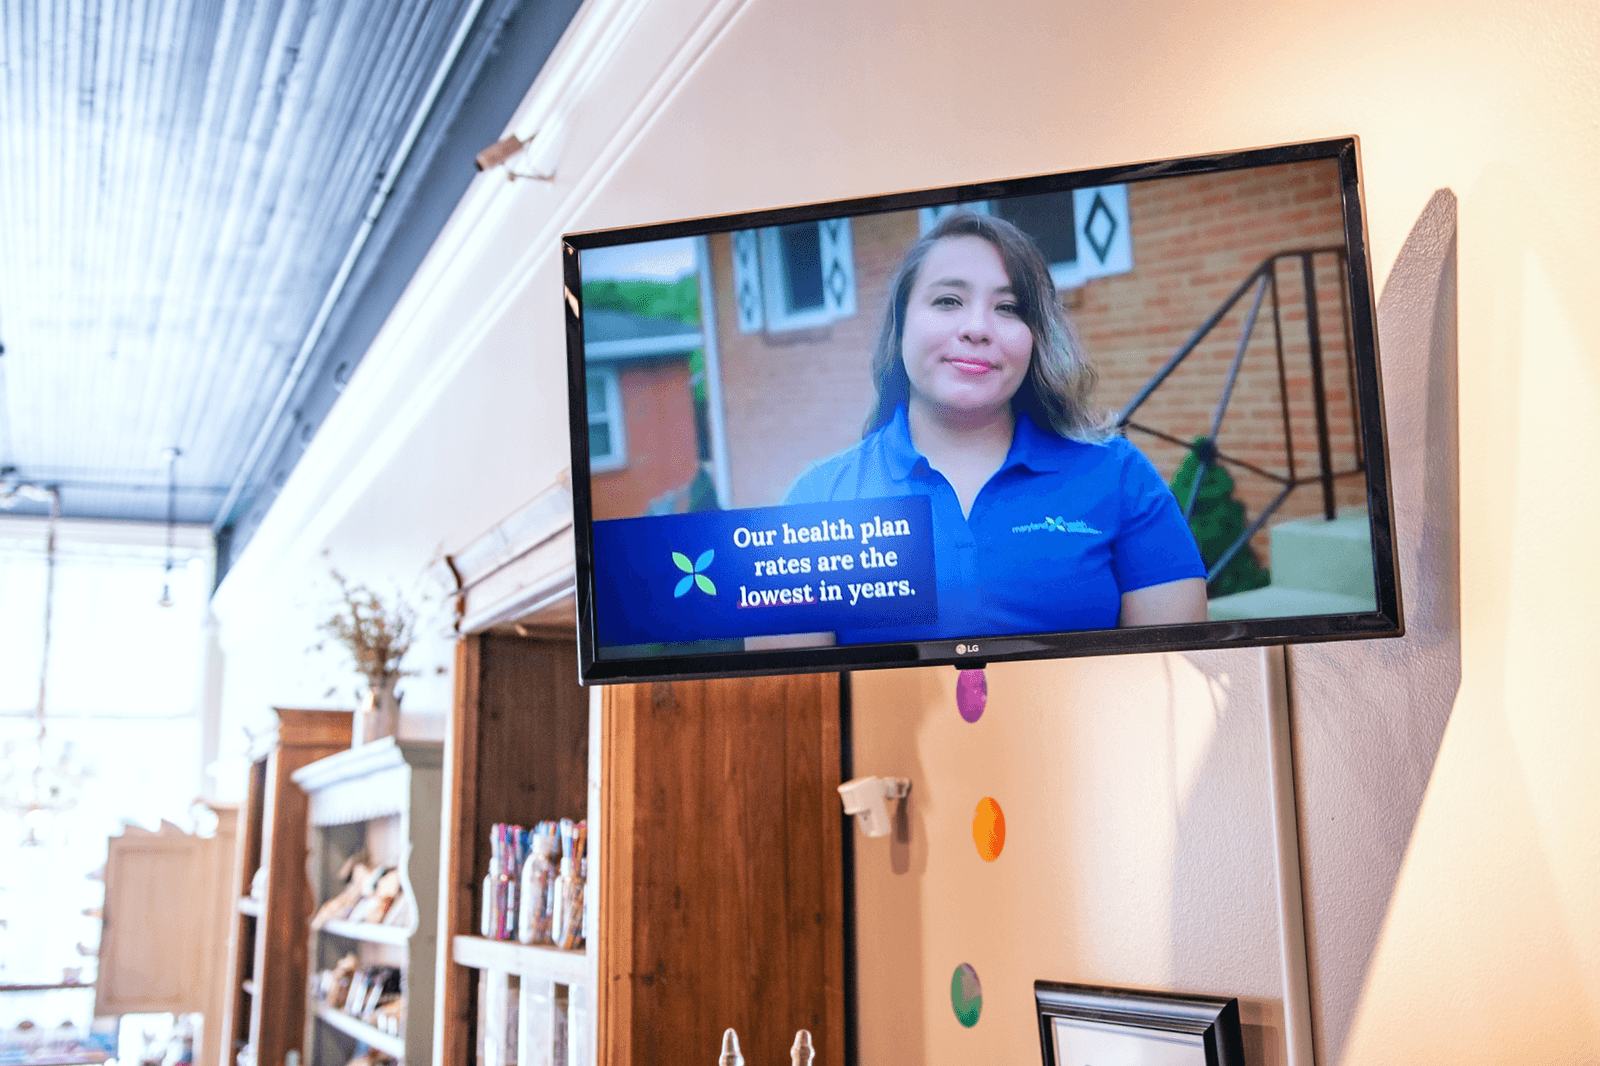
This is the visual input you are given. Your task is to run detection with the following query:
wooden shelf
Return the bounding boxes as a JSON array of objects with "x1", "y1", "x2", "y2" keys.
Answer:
[
  {"x1": 218, "y1": 709, "x2": 353, "y2": 1066},
  {"x1": 439, "y1": 634, "x2": 596, "y2": 1066},
  {"x1": 599, "y1": 674, "x2": 847, "y2": 1066},
  {"x1": 313, "y1": 1005, "x2": 405, "y2": 1059},
  {"x1": 317, "y1": 918, "x2": 410, "y2": 946},
  {"x1": 452, "y1": 935, "x2": 588, "y2": 982},
  {"x1": 439, "y1": 634, "x2": 845, "y2": 1065}
]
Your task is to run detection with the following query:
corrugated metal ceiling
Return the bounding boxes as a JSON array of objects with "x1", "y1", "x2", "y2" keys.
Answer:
[{"x1": 0, "y1": 0, "x2": 575, "y2": 539}]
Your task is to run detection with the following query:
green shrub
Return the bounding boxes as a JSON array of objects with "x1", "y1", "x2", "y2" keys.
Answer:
[{"x1": 1168, "y1": 439, "x2": 1272, "y2": 597}]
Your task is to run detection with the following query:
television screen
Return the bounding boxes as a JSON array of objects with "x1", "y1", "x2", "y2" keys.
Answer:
[{"x1": 563, "y1": 137, "x2": 1401, "y2": 684}]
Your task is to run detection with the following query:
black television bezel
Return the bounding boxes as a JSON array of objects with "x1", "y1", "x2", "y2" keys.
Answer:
[{"x1": 562, "y1": 136, "x2": 1402, "y2": 685}]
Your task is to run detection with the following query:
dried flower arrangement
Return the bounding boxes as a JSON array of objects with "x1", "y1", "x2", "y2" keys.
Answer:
[{"x1": 316, "y1": 570, "x2": 416, "y2": 745}]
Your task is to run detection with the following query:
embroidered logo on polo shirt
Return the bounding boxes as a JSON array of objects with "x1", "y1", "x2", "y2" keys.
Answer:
[{"x1": 1011, "y1": 517, "x2": 1102, "y2": 535}]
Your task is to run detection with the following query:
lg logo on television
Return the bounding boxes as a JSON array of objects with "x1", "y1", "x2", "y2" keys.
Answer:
[{"x1": 955, "y1": 643, "x2": 981, "y2": 655}]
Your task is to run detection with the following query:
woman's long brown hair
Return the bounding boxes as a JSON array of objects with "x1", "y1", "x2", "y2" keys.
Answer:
[{"x1": 863, "y1": 210, "x2": 1110, "y2": 442}]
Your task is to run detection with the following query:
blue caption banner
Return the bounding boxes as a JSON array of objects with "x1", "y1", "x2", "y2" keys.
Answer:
[{"x1": 592, "y1": 496, "x2": 937, "y2": 646}]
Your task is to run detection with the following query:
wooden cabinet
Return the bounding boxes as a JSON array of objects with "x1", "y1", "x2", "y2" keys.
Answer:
[
  {"x1": 598, "y1": 673, "x2": 845, "y2": 1066},
  {"x1": 218, "y1": 709, "x2": 352, "y2": 1066},
  {"x1": 437, "y1": 634, "x2": 595, "y2": 1066},
  {"x1": 292, "y1": 738, "x2": 443, "y2": 1066},
  {"x1": 97, "y1": 809, "x2": 238, "y2": 1066},
  {"x1": 434, "y1": 633, "x2": 846, "y2": 1066}
]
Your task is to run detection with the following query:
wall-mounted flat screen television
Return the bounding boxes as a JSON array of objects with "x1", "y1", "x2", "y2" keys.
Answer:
[{"x1": 563, "y1": 137, "x2": 1401, "y2": 684}]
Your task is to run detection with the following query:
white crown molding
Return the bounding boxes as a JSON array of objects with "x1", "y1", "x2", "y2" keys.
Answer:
[
  {"x1": 448, "y1": 478, "x2": 573, "y2": 591},
  {"x1": 215, "y1": 0, "x2": 752, "y2": 618},
  {"x1": 458, "y1": 553, "x2": 577, "y2": 635}
]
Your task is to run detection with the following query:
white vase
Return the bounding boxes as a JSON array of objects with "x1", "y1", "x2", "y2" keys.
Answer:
[{"x1": 354, "y1": 676, "x2": 400, "y2": 747}]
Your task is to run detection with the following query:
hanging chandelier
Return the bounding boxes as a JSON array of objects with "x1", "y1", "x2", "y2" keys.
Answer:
[{"x1": 0, "y1": 480, "x2": 92, "y2": 844}]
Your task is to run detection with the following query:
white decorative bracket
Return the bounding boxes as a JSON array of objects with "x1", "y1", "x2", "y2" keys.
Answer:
[{"x1": 837, "y1": 776, "x2": 912, "y2": 838}]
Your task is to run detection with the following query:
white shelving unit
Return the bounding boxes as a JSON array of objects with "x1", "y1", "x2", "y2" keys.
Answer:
[
  {"x1": 294, "y1": 738, "x2": 443, "y2": 1066},
  {"x1": 451, "y1": 936, "x2": 593, "y2": 1066},
  {"x1": 320, "y1": 917, "x2": 412, "y2": 947},
  {"x1": 313, "y1": 1004, "x2": 407, "y2": 1059},
  {"x1": 451, "y1": 937, "x2": 588, "y2": 984}
]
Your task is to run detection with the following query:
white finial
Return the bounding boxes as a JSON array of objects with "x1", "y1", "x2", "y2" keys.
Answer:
[
  {"x1": 791, "y1": 1029, "x2": 814, "y2": 1066},
  {"x1": 720, "y1": 1028, "x2": 744, "y2": 1066}
]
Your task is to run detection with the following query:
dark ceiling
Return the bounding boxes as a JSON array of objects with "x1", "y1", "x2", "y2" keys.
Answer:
[{"x1": 0, "y1": 0, "x2": 580, "y2": 575}]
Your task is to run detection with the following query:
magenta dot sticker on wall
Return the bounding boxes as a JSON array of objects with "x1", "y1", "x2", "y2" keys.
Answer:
[
  {"x1": 951, "y1": 963, "x2": 983, "y2": 1027},
  {"x1": 956, "y1": 668, "x2": 987, "y2": 723}
]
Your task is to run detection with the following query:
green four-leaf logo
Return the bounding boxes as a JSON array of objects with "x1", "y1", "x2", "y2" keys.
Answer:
[{"x1": 672, "y1": 549, "x2": 716, "y2": 597}]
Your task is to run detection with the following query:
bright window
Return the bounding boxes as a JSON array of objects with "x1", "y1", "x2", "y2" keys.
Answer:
[
  {"x1": 586, "y1": 367, "x2": 626, "y2": 471},
  {"x1": 0, "y1": 520, "x2": 211, "y2": 995}
]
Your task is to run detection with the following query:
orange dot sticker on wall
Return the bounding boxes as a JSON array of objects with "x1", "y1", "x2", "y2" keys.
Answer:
[{"x1": 972, "y1": 797, "x2": 1005, "y2": 862}]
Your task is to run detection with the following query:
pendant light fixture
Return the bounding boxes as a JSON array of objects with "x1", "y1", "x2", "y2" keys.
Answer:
[{"x1": 159, "y1": 446, "x2": 181, "y2": 608}]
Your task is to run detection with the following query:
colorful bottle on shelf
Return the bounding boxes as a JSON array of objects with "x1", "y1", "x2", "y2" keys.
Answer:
[
  {"x1": 480, "y1": 857, "x2": 497, "y2": 938},
  {"x1": 518, "y1": 824, "x2": 557, "y2": 945},
  {"x1": 553, "y1": 819, "x2": 588, "y2": 949},
  {"x1": 551, "y1": 821, "x2": 576, "y2": 949},
  {"x1": 580, "y1": 846, "x2": 591, "y2": 948}
]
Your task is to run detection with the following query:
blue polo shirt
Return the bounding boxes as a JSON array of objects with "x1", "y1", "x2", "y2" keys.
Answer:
[{"x1": 783, "y1": 405, "x2": 1205, "y2": 643}]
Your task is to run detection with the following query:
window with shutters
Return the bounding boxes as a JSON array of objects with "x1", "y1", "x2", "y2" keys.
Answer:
[
  {"x1": 586, "y1": 367, "x2": 626, "y2": 471},
  {"x1": 732, "y1": 219, "x2": 857, "y2": 333},
  {"x1": 918, "y1": 185, "x2": 1134, "y2": 290}
]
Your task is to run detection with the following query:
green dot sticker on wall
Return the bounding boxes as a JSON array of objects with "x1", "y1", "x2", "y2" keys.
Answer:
[{"x1": 951, "y1": 963, "x2": 982, "y2": 1027}]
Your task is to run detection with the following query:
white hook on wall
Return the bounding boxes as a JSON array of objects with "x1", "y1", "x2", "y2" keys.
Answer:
[{"x1": 837, "y1": 776, "x2": 912, "y2": 838}]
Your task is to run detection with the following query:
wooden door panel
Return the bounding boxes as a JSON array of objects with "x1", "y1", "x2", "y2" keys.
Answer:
[{"x1": 600, "y1": 673, "x2": 844, "y2": 1066}]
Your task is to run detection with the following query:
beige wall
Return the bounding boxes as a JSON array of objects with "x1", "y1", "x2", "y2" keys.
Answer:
[
  {"x1": 210, "y1": 0, "x2": 1600, "y2": 1063},
  {"x1": 850, "y1": 652, "x2": 1293, "y2": 1064}
]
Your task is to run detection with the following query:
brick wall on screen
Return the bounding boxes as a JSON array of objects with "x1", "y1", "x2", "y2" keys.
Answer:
[
  {"x1": 1074, "y1": 158, "x2": 1366, "y2": 566},
  {"x1": 590, "y1": 358, "x2": 700, "y2": 521},
  {"x1": 713, "y1": 210, "x2": 919, "y2": 507}
]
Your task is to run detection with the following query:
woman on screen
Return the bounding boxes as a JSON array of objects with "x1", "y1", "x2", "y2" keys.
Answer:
[{"x1": 783, "y1": 210, "x2": 1207, "y2": 641}]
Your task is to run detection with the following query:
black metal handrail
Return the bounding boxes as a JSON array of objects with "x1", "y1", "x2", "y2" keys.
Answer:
[{"x1": 1116, "y1": 248, "x2": 1364, "y2": 583}]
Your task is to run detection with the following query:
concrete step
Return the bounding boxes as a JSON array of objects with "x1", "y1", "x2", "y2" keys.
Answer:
[
  {"x1": 1207, "y1": 585, "x2": 1376, "y2": 621},
  {"x1": 1267, "y1": 508, "x2": 1375, "y2": 599},
  {"x1": 1206, "y1": 508, "x2": 1377, "y2": 620}
]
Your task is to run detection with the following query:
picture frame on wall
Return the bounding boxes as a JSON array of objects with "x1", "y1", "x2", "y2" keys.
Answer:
[{"x1": 1035, "y1": 981, "x2": 1245, "y2": 1066}]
